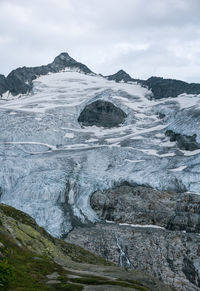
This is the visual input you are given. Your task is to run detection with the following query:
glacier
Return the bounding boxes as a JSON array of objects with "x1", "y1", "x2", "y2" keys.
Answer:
[{"x1": 0, "y1": 69, "x2": 200, "y2": 237}]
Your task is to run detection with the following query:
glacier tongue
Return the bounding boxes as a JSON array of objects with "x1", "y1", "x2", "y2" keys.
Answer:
[{"x1": 0, "y1": 70, "x2": 200, "y2": 237}]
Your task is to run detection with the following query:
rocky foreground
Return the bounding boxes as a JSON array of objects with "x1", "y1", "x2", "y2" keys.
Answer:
[
  {"x1": 0, "y1": 203, "x2": 171, "y2": 290},
  {"x1": 66, "y1": 185, "x2": 200, "y2": 291}
]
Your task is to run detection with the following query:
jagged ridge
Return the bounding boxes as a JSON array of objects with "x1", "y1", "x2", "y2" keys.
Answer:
[
  {"x1": 106, "y1": 71, "x2": 200, "y2": 99},
  {"x1": 0, "y1": 53, "x2": 93, "y2": 96},
  {"x1": 2, "y1": 53, "x2": 200, "y2": 98}
]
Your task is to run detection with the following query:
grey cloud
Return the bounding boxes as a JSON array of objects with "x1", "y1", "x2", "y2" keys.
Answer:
[{"x1": 0, "y1": 0, "x2": 200, "y2": 82}]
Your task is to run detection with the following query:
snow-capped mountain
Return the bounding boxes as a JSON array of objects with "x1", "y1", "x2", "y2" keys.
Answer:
[{"x1": 0, "y1": 52, "x2": 200, "y2": 238}]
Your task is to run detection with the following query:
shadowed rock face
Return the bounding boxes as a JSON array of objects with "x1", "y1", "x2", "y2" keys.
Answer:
[
  {"x1": 106, "y1": 70, "x2": 135, "y2": 83},
  {"x1": 143, "y1": 77, "x2": 200, "y2": 99},
  {"x1": 165, "y1": 130, "x2": 200, "y2": 151},
  {"x1": 0, "y1": 74, "x2": 8, "y2": 96},
  {"x1": 78, "y1": 100, "x2": 127, "y2": 128},
  {"x1": 91, "y1": 185, "x2": 200, "y2": 233}
]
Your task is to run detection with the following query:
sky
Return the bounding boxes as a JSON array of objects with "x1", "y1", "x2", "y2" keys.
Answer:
[{"x1": 0, "y1": 0, "x2": 200, "y2": 82}]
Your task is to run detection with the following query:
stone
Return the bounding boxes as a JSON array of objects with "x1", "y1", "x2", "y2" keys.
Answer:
[
  {"x1": 66, "y1": 184, "x2": 200, "y2": 290},
  {"x1": 46, "y1": 280, "x2": 61, "y2": 284},
  {"x1": 165, "y1": 130, "x2": 200, "y2": 151},
  {"x1": 66, "y1": 223, "x2": 200, "y2": 291},
  {"x1": 0, "y1": 74, "x2": 8, "y2": 96},
  {"x1": 78, "y1": 100, "x2": 127, "y2": 128},
  {"x1": 91, "y1": 185, "x2": 200, "y2": 233},
  {"x1": 141, "y1": 76, "x2": 200, "y2": 99},
  {"x1": 46, "y1": 272, "x2": 59, "y2": 280}
]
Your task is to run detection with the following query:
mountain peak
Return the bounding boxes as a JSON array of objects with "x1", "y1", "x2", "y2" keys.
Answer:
[
  {"x1": 106, "y1": 69, "x2": 134, "y2": 83},
  {"x1": 4, "y1": 52, "x2": 93, "y2": 96},
  {"x1": 53, "y1": 52, "x2": 76, "y2": 64},
  {"x1": 116, "y1": 69, "x2": 129, "y2": 75}
]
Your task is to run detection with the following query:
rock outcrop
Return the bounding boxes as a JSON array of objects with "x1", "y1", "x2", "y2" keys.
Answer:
[
  {"x1": 106, "y1": 70, "x2": 136, "y2": 83},
  {"x1": 91, "y1": 185, "x2": 176, "y2": 227},
  {"x1": 67, "y1": 223, "x2": 200, "y2": 291},
  {"x1": 91, "y1": 185, "x2": 200, "y2": 233},
  {"x1": 0, "y1": 74, "x2": 8, "y2": 96},
  {"x1": 78, "y1": 100, "x2": 127, "y2": 128},
  {"x1": 143, "y1": 76, "x2": 200, "y2": 99},
  {"x1": 165, "y1": 130, "x2": 200, "y2": 151},
  {"x1": 66, "y1": 185, "x2": 200, "y2": 290}
]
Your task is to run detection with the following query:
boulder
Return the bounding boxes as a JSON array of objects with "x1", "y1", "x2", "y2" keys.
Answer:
[
  {"x1": 165, "y1": 130, "x2": 200, "y2": 151},
  {"x1": 78, "y1": 100, "x2": 127, "y2": 128}
]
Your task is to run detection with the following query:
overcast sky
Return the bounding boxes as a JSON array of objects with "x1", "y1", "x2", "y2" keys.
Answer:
[{"x1": 0, "y1": 0, "x2": 200, "y2": 82}]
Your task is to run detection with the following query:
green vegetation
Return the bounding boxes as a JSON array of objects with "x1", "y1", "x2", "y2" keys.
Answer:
[
  {"x1": 0, "y1": 260, "x2": 14, "y2": 288},
  {"x1": 0, "y1": 203, "x2": 111, "y2": 266}
]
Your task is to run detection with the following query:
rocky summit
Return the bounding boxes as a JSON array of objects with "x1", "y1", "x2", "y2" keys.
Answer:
[{"x1": 1, "y1": 52, "x2": 200, "y2": 290}]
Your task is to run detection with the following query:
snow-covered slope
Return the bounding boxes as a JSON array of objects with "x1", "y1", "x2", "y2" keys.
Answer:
[{"x1": 0, "y1": 68, "x2": 200, "y2": 237}]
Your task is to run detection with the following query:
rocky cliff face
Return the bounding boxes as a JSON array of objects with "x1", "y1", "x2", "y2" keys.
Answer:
[
  {"x1": 66, "y1": 185, "x2": 200, "y2": 291},
  {"x1": 78, "y1": 100, "x2": 127, "y2": 128},
  {"x1": 0, "y1": 74, "x2": 8, "y2": 96},
  {"x1": 143, "y1": 77, "x2": 200, "y2": 99},
  {"x1": 91, "y1": 185, "x2": 200, "y2": 233}
]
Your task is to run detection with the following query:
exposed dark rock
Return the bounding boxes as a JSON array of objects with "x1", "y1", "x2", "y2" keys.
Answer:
[
  {"x1": 66, "y1": 223, "x2": 200, "y2": 291},
  {"x1": 183, "y1": 258, "x2": 200, "y2": 288},
  {"x1": 0, "y1": 74, "x2": 8, "y2": 96},
  {"x1": 5, "y1": 52, "x2": 93, "y2": 96},
  {"x1": 141, "y1": 76, "x2": 200, "y2": 99},
  {"x1": 3, "y1": 55, "x2": 200, "y2": 99},
  {"x1": 106, "y1": 71, "x2": 200, "y2": 99},
  {"x1": 66, "y1": 185, "x2": 200, "y2": 290},
  {"x1": 78, "y1": 100, "x2": 127, "y2": 128},
  {"x1": 106, "y1": 70, "x2": 136, "y2": 83},
  {"x1": 91, "y1": 185, "x2": 176, "y2": 227},
  {"x1": 165, "y1": 130, "x2": 200, "y2": 151},
  {"x1": 91, "y1": 185, "x2": 200, "y2": 233},
  {"x1": 167, "y1": 193, "x2": 200, "y2": 233}
]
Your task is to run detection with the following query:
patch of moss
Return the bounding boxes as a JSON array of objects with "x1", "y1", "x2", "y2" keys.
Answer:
[
  {"x1": 0, "y1": 232, "x2": 66, "y2": 290},
  {"x1": 57, "y1": 239, "x2": 113, "y2": 266},
  {"x1": 0, "y1": 204, "x2": 37, "y2": 228},
  {"x1": 0, "y1": 203, "x2": 111, "y2": 266}
]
